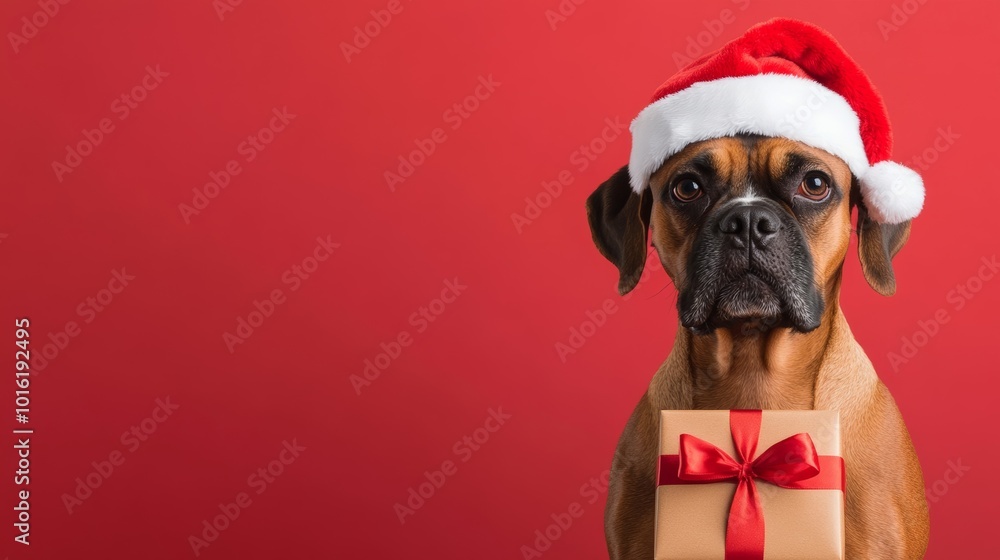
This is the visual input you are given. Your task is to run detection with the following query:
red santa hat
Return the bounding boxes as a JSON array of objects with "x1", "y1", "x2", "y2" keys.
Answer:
[{"x1": 628, "y1": 18, "x2": 923, "y2": 224}]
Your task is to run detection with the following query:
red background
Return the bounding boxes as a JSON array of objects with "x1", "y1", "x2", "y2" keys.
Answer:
[{"x1": 2, "y1": 0, "x2": 997, "y2": 558}]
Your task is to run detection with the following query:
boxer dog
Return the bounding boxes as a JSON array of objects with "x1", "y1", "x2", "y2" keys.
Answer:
[{"x1": 587, "y1": 135, "x2": 929, "y2": 559}]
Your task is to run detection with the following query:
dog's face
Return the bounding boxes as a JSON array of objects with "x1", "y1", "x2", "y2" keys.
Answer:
[
  {"x1": 587, "y1": 135, "x2": 911, "y2": 336},
  {"x1": 651, "y1": 136, "x2": 850, "y2": 334}
]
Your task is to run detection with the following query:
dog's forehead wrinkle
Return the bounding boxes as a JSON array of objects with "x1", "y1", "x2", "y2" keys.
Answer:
[
  {"x1": 783, "y1": 152, "x2": 808, "y2": 175},
  {"x1": 715, "y1": 138, "x2": 775, "y2": 203},
  {"x1": 735, "y1": 133, "x2": 767, "y2": 148},
  {"x1": 781, "y1": 151, "x2": 829, "y2": 179},
  {"x1": 689, "y1": 151, "x2": 715, "y2": 174}
]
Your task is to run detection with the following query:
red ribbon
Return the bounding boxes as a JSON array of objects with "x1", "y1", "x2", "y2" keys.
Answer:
[{"x1": 656, "y1": 410, "x2": 845, "y2": 560}]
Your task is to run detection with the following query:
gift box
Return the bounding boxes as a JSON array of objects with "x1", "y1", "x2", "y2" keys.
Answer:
[{"x1": 655, "y1": 410, "x2": 845, "y2": 560}]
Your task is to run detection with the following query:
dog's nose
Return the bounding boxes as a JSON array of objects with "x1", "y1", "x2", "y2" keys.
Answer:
[{"x1": 718, "y1": 204, "x2": 781, "y2": 248}]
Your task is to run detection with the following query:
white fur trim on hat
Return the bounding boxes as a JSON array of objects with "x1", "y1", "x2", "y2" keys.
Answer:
[
  {"x1": 859, "y1": 161, "x2": 924, "y2": 224},
  {"x1": 627, "y1": 73, "x2": 923, "y2": 223}
]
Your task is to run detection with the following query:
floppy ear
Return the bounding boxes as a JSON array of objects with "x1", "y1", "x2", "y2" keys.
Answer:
[
  {"x1": 856, "y1": 199, "x2": 912, "y2": 296},
  {"x1": 586, "y1": 166, "x2": 652, "y2": 295}
]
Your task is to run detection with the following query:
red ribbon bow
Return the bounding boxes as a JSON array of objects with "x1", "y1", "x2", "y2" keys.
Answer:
[{"x1": 657, "y1": 410, "x2": 845, "y2": 560}]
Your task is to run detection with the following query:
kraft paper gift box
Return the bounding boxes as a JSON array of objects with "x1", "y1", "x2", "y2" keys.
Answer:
[{"x1": 655, "y1": 410, "x2": 845, "y2": 560}]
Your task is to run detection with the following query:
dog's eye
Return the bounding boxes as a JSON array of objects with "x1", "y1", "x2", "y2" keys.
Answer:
[
  {"x1": 797, "y1": 173, "x2": 830, "y2": 201},
  {"x1": 672, "y1": 178, "x2": 703, "y2": 202}
]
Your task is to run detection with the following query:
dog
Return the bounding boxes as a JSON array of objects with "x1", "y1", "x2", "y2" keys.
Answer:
[{"x1": 586, "y1": 135, "x2": 930, "y2": 559}]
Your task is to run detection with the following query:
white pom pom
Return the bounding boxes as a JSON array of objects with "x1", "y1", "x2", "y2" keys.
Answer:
[{"x1": 859, "y1": 161, "x2": 925, "y2": 224}]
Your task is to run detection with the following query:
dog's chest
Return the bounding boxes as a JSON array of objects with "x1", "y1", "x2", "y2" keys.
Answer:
[{"x1": 689, "y1": 366, "x2": 816, "y2": 410}]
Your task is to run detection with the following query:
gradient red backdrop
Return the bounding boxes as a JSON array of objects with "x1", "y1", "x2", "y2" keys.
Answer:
[{"x1": 2, "y1": 0, "x2": 997, "y2": 558}]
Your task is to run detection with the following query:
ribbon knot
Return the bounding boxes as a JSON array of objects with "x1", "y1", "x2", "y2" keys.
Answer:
[{"x1": 658, "y1": 410, "x2": 844, "y2": 560}]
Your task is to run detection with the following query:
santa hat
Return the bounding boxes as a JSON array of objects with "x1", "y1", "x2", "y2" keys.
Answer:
[{"x1": 628, "y1": 18, "x2": 923, "y2": 224}]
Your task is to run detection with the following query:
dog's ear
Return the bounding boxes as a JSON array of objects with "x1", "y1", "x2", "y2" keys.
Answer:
[
  {"x1": 586, "y1": 166, "x2": 652, "y2": 295},
  {"x1": 856, "y1": 199, "x2": 912, "y2": 296}
]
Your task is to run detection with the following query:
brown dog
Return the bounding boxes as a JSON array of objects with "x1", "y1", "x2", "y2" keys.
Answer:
[{"x1": 587, "y1": 136, "x2": 930, "y2": 559}]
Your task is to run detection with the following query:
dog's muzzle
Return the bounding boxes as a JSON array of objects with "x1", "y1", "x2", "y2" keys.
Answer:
[{"x1": 678, "y1": 199, "x2": 824, "y2": 334}]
